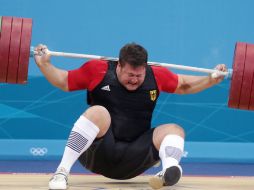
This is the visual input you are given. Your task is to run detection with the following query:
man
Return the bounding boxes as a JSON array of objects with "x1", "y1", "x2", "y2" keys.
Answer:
[{"x1": 34, "y1": 43, "x2": 227, "y2": 190}]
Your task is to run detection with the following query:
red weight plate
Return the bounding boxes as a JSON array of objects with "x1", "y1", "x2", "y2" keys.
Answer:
[
  {"x1": 17, "y1": 18, "x2": 32, "y2": 84},
  {"x1": 247, "y1": 44, "x2": 254, "y2": 110},
  {"x1": 7, "y1": 17, "x2": 22, "y2": 83},
  {"x1": 239, "y1": 44, "x2": 254, "y2": 110},
  {"x1": 228, "y1": 42, "x2": 247, "y2": 109},
  {"x1": 0, "y1": 16, "x2": 12, "y2": 82}
]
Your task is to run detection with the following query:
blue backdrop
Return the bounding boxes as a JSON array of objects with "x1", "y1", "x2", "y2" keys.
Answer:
[{"x1": 0, "y1": 0, "x2": 254, "y2": 162}]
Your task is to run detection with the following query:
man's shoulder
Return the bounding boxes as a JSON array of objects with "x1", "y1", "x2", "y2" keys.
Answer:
[
  {"x1": 150, "y1": 65, "x2": 169, "y2": 76},
  {"x1": 80, "y1": 59, "x2": 109, "y2": 72},
  {"x1": 151, "y1": 65, "x2": 167, "y2": 72},
  {"x1": 85, "y1": 59, "x2": 108, "y2": 67}
]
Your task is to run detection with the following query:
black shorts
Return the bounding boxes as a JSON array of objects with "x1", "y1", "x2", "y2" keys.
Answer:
[{"x1": 78, "y1": 127, "x2": 160, "y2": 179}]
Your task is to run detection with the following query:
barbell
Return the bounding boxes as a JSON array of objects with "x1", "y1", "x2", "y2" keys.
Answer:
[{"x1": 0, "y1": 16, "x2": 254, "y2": 111}]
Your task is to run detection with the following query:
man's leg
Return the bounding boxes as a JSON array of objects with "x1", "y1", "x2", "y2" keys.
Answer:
[
  {"x1": 49, "y1": 105, "x2": 111, "y2": 190},
  {"x1": 149, "y1": 123, "x2": 185, "y2": 189}
]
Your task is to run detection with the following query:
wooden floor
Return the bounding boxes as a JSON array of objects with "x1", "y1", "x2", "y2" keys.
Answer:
[{"x1": 0, "y1": 173, "x2": 253, "y2": 190}]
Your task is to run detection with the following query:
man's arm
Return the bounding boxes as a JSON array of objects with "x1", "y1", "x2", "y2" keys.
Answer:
[
  {"x1": 34, "y1": 44, "x2": 69, "y2": 91},
  {"x1": 174, "y1": 64, "x2": 227, "y2": 94}
]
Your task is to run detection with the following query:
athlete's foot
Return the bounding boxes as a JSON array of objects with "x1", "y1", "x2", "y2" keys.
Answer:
[
  {"x1": 149, "y1": 165, "x2": 182, "y2": 189},
  {"x1": 48, "y1": 167, "x2": 69, "y2": 190}
]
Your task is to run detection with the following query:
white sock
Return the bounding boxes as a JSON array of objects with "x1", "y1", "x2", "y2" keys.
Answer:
[
  {"x1": 57, "y1": 115, "x2": 99, "y2": 173},
  {"x1": 159, "y1": 135, "x2": 184, "y2": 171}
]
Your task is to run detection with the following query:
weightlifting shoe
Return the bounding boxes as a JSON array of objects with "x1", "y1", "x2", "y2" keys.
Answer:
[
  {"x1": 149, "y1": 165, "x2": 182, "y2": 189},
  {"x1": 48, "y1": 167, "x2": 68, "y2": 190}
]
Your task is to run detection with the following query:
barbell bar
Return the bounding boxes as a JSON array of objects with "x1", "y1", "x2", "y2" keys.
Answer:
[
  {"x1": 31, "y1": 47, "x2": 232, "y2": 77},
  {"x1": 0, "y1": 16, "x2": 253, "y2": 111}
]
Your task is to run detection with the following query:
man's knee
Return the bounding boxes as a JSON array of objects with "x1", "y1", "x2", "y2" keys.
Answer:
[
  {"x1": 163, "y1": 124, "x2": 185, "y2": 137},
  {"x1": 153, "y1": 124, "x2": 185, "y2": 150},
  {"x1": 83, "y1": 105, "x2": 111, "y2": 137}
]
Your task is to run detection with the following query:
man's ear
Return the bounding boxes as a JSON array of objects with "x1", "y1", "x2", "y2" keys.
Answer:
[
  {"x1": 117, "y1": 61, "x2": 123, "y2": 71},
  {"x1": 116, "y1": 61, "x2": 121, "y2": 73}
]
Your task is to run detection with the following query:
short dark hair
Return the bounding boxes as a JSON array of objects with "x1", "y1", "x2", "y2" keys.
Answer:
[{"x1": 119, "y1": 43, "x2": 148, "y2": 67}]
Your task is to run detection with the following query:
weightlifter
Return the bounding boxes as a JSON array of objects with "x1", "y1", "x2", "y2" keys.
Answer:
[{"x1": 34, "y1": 43, "x2": 227, "y2": 189}]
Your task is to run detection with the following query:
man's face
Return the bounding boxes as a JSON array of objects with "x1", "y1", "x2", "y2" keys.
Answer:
[{"x1": 116, "y1": 62, "x2": 146, "y2": 91}]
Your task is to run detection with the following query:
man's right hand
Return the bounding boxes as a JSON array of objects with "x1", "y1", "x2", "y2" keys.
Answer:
[
  {"x1": 34, "y1": 44, "x2": 51, "y2": 67},
  {"x1": 33, "y1": 44, "x2": 69, "y2": 91}
]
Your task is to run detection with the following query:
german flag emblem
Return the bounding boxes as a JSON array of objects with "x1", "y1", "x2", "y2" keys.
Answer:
[{"x1": 150, "y1": 90, "x2": 157, "y2": 101}]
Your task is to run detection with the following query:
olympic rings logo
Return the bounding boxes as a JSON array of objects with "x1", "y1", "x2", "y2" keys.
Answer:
[{"x1": 30, "y1": 147, "x2": 48, "y2": 156}]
